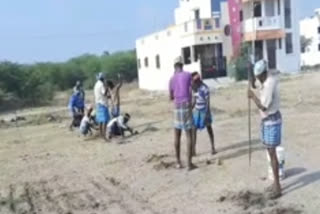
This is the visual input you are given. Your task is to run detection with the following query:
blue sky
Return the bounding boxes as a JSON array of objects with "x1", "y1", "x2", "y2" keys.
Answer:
[{"x1": 0, "y1": 0, "x2": 318, "y2": 63}]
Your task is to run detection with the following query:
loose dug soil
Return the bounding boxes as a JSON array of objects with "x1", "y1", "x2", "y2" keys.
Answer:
[{"x1": 217, "y1": 190, "x2": 303, "y2": 214}]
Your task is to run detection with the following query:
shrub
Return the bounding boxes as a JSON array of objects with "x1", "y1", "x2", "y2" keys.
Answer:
[{"x1": 228, "y1": 45, "x2": 250, "y2": 81}]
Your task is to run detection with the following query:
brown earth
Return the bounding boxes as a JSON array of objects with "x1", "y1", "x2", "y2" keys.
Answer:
[{"x1": 0, "y1": 72, "x2": 320, "y2": 214}]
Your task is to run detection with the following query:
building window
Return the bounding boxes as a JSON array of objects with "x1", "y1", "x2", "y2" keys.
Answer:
[
  {"x1": 138, "y1": 59, "x2": 141, "y2": 69},
  {"x1": 156, "y1": 55, "x2": 161, "y2": 69},
  {"x1": 318, "y1": 44, "x2": 320, "y2": 51},
  {"x1": 214, "y1": 18, "x2": 220, "y2": 28},
  {"x1": 278, "y1": 39, "x2": 282, "y2": 49},
  {"x1": 284, "y1": 0, "x2": 292, "y2": 29},
  {"x1": 182, "y1": 47, "x2": 191, "y2": 65},
  {"x1": 277, "y1": 0, "x2": 281, "y2": 15},
  {"x1": 239, "y1": 10, "x2": 243, "y2": 22},
  {"x1": 285, "y1": 33, "x2": 293, "y2": 54},
  {"x1": 253, "y1": 1, "x2": 262, "y2": 17},
  {"x1": 144, "y1": 57, "x2": 149, "y2": 67},
  {"x1": 318, "y1": 26, "x2": 320, "y2": 34}
]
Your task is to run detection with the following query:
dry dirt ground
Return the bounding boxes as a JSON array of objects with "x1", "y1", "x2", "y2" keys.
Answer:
[{"x1": 0, "y1": 72, "x2": 320, "y2": 214}]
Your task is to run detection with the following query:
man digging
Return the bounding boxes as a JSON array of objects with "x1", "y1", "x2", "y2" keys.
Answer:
[{"x1": 248, "y1": 60, "x2": 282, "y2": 199}]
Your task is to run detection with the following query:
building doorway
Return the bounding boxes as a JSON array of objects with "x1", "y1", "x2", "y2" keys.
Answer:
[
  {"x1": 266, "y1": 39, "x2": 277, "y2": 69},
  {"x1": 194, "y1": 44, "x2": 227, "y2": 79},
  {"x1": 254, "y1": 40, "x2": 264, "y2": 61}
]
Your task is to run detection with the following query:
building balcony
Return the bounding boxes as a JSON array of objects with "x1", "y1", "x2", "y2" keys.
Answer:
[
  {"x1": 184, "y1": 18, "x2": 222, "y2": 34},
  {"x1": 181, "y1": 18, "x2": 223, "y2": 46},
  {"x1": 243, "y1": 16, "x2": 285, "y2": 41}
]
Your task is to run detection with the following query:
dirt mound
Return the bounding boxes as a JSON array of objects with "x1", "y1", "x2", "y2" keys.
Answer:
[
  {"x1": 217, "y1": 190, "x2": 302, "y2": 214},
  {"x1": 145, "y1": 154, "x2": 169, "y2": 163},
  {"x1": 153, "y1": 161, "x2": 176, "y2": 171}
]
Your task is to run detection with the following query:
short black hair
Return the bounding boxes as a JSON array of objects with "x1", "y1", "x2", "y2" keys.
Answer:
[
  {"x1": 174, "y1": 62, "x2": 183, "y2": 69},
  {"x1": 107, "y1": 80, "x2": 115, "y2": 89},
  {"x1": 123, "y1": 113, "x2": 131, "y2": 123},
  {"x1": 192, "y1": 72, "x2": 199, "y2": 78},
  {"x1": 124, "y1": 113, "x2": 131, "y2": 119}
]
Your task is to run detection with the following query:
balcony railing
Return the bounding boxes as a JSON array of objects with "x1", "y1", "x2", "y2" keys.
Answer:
[
  {"x1": 184, "y1": 18, "x2": 221, "y2": 34},
  {"x1": 243, "y1": 16, "x2": 282, "y2": 32}
]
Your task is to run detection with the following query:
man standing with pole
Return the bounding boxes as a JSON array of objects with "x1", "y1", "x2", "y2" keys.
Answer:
[{"x1": 248, "y1": 60, "x2": 282, "y2": 199}]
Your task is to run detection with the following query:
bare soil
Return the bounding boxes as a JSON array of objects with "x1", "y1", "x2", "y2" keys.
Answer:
[{"x1": 0, "y1": 72, "x2": 320, "y2": 213}]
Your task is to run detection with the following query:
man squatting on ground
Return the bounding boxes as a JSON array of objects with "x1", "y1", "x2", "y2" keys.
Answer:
[
  {"x1": 106, "y1": 113, "x2": 135, "y2": 139},
  {"x1": 248, "y1": 60, "x2": 283, "y2": 199},
  {"x1": 169, "y1": 62, "x2": 196, "y2": 171},
  {"x1": 79, "y1": 105, "x2": 97, "y2": 136},
  {"x1": 191, "y1": 72, "x2": 216, "y2": 156}
]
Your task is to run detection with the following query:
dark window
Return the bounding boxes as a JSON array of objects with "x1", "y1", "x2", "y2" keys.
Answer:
[
  {"x1": 285, "y1": 33, "x2": 293, "y2": 54},
  {"x1": 214, "y1": 18, "x2": 220, "y2": 28},
  {"x1": 318, "y1": 26, "x2": 320, "y2": 34},
  {"x1": 195, "y1": 9, "x2": 200, "y2": 20},
  {"x1": 318, "y1": 44, "x2": 320, "y2": 51},
  {"x1": 284, "y1": 0, "x2": 292, "y2": 29},
  {"x1": 156, "y1": 55, "x2": 161, "y2": 69},
  {"x1": 138, "y1": 59, "x2": 141, "y2": 69},
  {"x1": 277, "y1": 0, "x2": 281, "y2": 15},
  {"x1": 278, "y1": 38, "x2": 282, "y2": 49},
  {"x1": 239, "y1": 10, "x2": 243, "y2": 22},
  {"x1": 144, "y1": 57, "x2": 149, "y2": 67},
  {"x1": 182, "y1": 47, "x2": 191, "y2": 64},
  {"x1": 253, "y1": 1, "x2": 262, "y2": 17}
]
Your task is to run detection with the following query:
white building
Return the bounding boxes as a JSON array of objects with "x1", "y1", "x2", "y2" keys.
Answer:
[
  {"x1": 241, "y1": 0, "x2": 300, "y2": 73},
  {"x1": 300, "y1": 9, "x2": 320, "y2": 66},
  {"x1": 136, "y1": 0, "x2": 300, "y2": 91}
]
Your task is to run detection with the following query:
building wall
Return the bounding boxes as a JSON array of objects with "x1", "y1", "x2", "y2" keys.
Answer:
[
  {"x1": 136, "y1": 27, "x2": 181, "y2": 91},
  {"x1": 241, "y1": 0, "x2": 300, "y2": 73},
  {"x1": 300, "y1": 10, "x2": 320, "y2": 66},
  {"x1": 220, "y1": 2, "x2": 233, "y2": 62},
  {"x1": 277, "y1": 0, "x2": 300, "y2": 73},
  {"x1": 175, "y1": 0, "x2": 213, "y2": 25},
  {"x1": 136, "y1": 0, "x2": 230, "y2": 91},
  {"x1": 136, "y1": 0, "x2": 301, "y2": 91}
]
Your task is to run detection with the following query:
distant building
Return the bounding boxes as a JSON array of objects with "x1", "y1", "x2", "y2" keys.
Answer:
[
  {"x1": 136, "y1": 0, "x2": 300, "y2": 91},
  {"x1": 300, "y1": 9, "x2": 320, "y2": 66}
]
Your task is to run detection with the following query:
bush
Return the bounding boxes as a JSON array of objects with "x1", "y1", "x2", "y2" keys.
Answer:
[
  {"x1": 228, "y1": 45, "x2": 250, "y2": 81},
  {"x1": 0, "y1": 50, "x2": 137, "y2": 110}
]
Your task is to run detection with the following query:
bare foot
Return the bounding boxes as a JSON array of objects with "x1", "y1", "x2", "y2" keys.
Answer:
[
  {"x1": 211, "y1": 149, "x2": 217, "y2": 155},
  {"x1": 187, "y1": 163, "x2": 198, "y2": 171},
  {"x1": 176, "y1": 163, "x2": 183, "y2": 169},
  {"x1": 267, "y1": 188, "x2": 282, "y2": 200},
  {"x1": 264, "y1": 185, "x2": 274, "y2": 193}
]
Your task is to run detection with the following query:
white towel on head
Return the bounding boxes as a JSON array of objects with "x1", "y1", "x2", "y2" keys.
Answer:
[{"x1": 254, "y1": 60, "x2": 267, "y2": 76}]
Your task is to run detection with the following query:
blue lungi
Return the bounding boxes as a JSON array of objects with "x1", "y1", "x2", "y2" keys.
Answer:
[
  {"x1": 96, "y1": 104, "x2": 110, "y2": 124},
  {"x1": 193, "y1": 109, "x2": 213, "y2": 130},
  {"x1": 261, "y1": 111, "x2": 282, "y2": 148}
]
